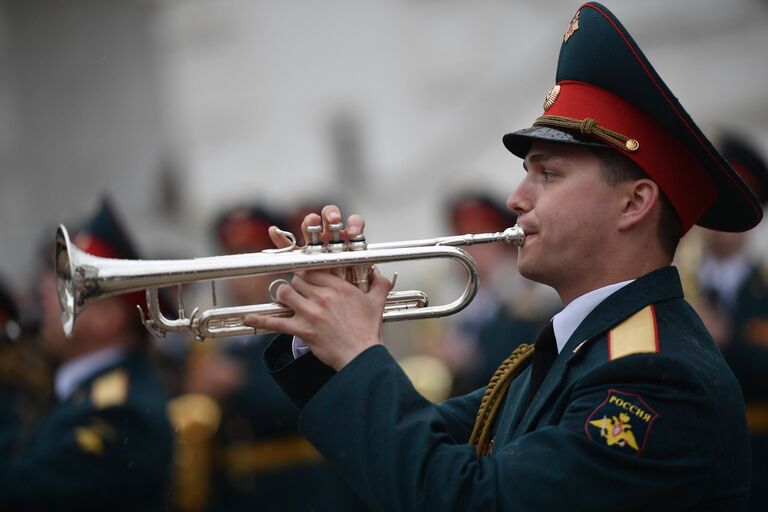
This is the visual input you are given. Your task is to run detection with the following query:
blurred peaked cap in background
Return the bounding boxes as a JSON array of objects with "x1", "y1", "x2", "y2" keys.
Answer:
[
  {"x1": 446, "y1": 191, "x2": 517, "y2": 233},
  {"x1": 213, "y1": 204, "x2": 284, "y2": 253},
  {"x1": 70, "y1": 196, "x2": 157, "y2": 314},
  {"x1": 73, "y1": 196, "x2": 141, "y2": 261},
  {"x1": 502, "y1": 2, "x2": 763, "y2": 234},
  {"x1": 715, "y1": 131, "x2": 768, "y2": 206}
]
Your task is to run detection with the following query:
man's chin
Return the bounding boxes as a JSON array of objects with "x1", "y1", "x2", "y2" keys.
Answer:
[
  {"x1": 517, "y1": 261, "x2": 540, "y2": 283},
  {"x1": 516, "y1": 258, "x2": 553, "y2": 288}
]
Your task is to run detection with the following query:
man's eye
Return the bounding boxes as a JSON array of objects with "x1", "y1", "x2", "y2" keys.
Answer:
[{"x1": 542, "y1": 171, "x2": 556, "y2": 182}]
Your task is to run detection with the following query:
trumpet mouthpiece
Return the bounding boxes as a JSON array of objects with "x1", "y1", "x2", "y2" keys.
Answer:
[{"x1": 504, "y1": 225, "x2": 526, "y2": 246}]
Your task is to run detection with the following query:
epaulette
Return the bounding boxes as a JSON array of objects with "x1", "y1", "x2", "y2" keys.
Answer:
[
  {"x1": 91, "y1": 369, "x2": 129, "y2": 408},
  {"x1": 607, "y1": 305, "x2": 660, "y2": 361}
]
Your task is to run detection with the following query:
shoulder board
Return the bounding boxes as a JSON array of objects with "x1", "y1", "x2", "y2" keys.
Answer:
[
  {"x1": 607, "y1": 305, "x2": 660, "y2": 361},
  {"x1": 91, "y1": 369, "x2": 129, "y2": 409}
]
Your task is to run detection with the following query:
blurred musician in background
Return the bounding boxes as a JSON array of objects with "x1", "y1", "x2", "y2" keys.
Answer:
[
  {"x1": 0, "y1": 274, "x2": 53, "y2": 456},
  {"x1": 0, "y1": 198, "x2": 173, "y2": 512},
  {"x1": 682, "y1": 132, "x2": 768, "y2": 512},
  {"x1": 185, "y1": 203, "x2": 365, "y2": 511}
]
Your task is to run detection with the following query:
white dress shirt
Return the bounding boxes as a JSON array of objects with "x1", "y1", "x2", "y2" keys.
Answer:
[
  {"x1": 551, "y1": 279, "x2": 635, "y2": 353},
  {"x1": 55, "y1": 346, "x2": 127, "y2": 401},
  {"x1": 697, "y1": 251, "x2": 752, "y2": 312}
]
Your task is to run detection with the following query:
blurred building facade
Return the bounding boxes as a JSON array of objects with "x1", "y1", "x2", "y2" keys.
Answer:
[{"x1": 1, "y1": 0, "x2": 767, "y2": 294}]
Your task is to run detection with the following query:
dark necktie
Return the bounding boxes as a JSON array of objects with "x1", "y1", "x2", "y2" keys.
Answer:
[
  {"x1": 527, "y1": 321, "x2": 557, "y2": 405},
  {"x1": 703, "y1": 286, "x2": 722, "y2": 311}
]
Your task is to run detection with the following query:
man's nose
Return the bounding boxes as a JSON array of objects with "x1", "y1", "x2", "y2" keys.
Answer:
[{"x1": 506, "y1": 183, "x2": 532, "y2": 216}]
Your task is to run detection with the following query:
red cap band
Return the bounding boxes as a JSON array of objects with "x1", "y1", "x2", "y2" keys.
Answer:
[
  {"x1": 74, "y1": 233, "x2": 145, "y2": 310},
  {"x1": 545, "y1": 80, "x2": 717, "y2": 232},
  {"x1": 218, "y1": 217, "x2": 273, "y2": 253},
  {"x1": 74, "y1": 233, "x2": 122, "y2": 259}
]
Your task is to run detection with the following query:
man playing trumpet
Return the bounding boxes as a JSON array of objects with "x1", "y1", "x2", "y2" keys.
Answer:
[{"x1": 247, "y1": 3, "x2": 759, "y2": 509}]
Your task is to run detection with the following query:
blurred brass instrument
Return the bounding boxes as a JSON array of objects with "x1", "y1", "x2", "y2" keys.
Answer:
[{"x1": 55, "y1": 223, "x2": 525, "y2": 341}]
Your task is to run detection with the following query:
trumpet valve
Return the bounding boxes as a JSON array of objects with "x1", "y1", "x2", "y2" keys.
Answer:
[
  {"x1": 347, "y1": 235, "x2": 371, "y2": 292},
  {"x1": 305, "y1": 225, "x2": 324, "y2": 254},
  {"x1": 327, "y1": 222, "x2": 347, "y2": 279}
]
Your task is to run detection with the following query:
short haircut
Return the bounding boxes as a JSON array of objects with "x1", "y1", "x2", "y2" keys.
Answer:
[{"x1": 591, "y1": 147, "x2": 683, "y2": 258}]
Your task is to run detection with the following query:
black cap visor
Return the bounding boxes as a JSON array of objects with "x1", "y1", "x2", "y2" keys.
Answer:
[{"x1": 502, "y1": 125, "x2": 608, "y2": 159}]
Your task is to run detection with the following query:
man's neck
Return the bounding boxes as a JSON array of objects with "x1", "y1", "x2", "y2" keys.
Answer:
[{"x1": 558, "y1": 260, "x2": 669, "y2": 305}]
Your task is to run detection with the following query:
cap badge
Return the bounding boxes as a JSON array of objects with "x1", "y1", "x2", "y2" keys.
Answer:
[
  {"x1": 563, "y1": 10, "x2": 580, "y2": 43},
  {"x1": 543, "y1": 85, "x2": 561, "y2": 111}
]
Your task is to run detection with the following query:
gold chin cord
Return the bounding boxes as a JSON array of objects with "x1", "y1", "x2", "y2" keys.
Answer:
[
  {"x1": 534, "y1": 115, "x2": 640, "y2": 152},
  {"x1": 469, "y1": 343, "x2": 535, "y2": 457},
  {"x1": 54, "y1": 223, "x2": 525, "y2": 342}
]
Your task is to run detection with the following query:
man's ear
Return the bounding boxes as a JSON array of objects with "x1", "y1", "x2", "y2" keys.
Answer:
[{"x1": 617, "y1": 178, "x2": 660, "y2": 231}]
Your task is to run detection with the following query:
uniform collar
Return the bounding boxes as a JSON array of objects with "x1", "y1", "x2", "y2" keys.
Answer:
[
  {"x1": 563, "y1": 266, "x2": 684, "y2": 356},
  {"x1": 552, "y1": 279, "x2": 635, "y2": 353},
  {"x1": 55, "y1": 346, "x2": 127, "y2": 401},
  {"x1": 513, "y1": 266, "x2": 684, "y2": 437}
]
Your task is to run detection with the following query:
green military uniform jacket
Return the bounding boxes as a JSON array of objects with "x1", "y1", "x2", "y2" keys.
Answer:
[
  {"x1": 725, "y1": 264, "x2": 768, "y2": 402},
  {"x1": 209, "y1": 335, "x2": 366, "y2": 511},
  {"x1": 722, "y1": 264, "x2": 768, "y2": 512},
  {"x1": 265, "y1": 266, "x2": 750, "y2": 511},
  {"x1": 461, "y1": 304, "x2": 551, "y2": 395},
  {"x1": 0, "y1": 348, "x2": 173, "y2": 512}
]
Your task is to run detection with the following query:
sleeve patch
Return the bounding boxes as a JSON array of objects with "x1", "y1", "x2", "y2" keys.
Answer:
[
  {"x1": 607, "y1": 305, "x2": 660, "y2": 360},
  {"x1": 584, "y1": 389, "x2": 659, "y2": 455}
]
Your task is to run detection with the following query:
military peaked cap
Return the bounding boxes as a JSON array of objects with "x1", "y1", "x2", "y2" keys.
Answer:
[
  {"x1": 72, "y1": 197, "x2": 145, "y2": 310},
  {"x1": 74, "y1": 197, "x2": 140, "y2": 261},
  {"x1": 503, "y1": 2, "x2": 763, "y2": 233}
]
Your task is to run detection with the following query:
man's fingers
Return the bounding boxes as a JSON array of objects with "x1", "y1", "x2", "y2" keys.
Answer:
[
  {"x1": 243, "y1": 313, "x2": 296, "y2": 335},
  {"x1": 299, "y1": 269, "x2": 344, "y2": 288},
  {"x1": 321, "y1": 205, "x2": 342, "y2": 235},
  {"x1": 369, "y1": 268, "x2": 395, "y2": 302},
  {"x1": 345, "y1": 214, "x2": 365, "y2": 238},
  {"x1": 301, "y1": 213, "x2": 322, "y2": 244},
  {"x1": 297, "y1": 205, "x2": 365, "y2": 244},
  {"x1": 290, "y1": 273, "x2": 330, "y2": 297},
  {"x1": 272, "y1": 281, "x2": 310, "y2": 309},
  {"x1": 268, "y1": 226, "x2": 294, "y2": 248}
]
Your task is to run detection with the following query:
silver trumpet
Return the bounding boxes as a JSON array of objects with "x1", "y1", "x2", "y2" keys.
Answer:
[{"x1": 55, "y1": 223, "x2": 525, "y2": 341}]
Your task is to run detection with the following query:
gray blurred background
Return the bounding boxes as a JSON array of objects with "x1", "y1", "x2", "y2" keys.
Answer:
[{"x1": 1, "y1": 0, "x2": 767, "y2": 290}]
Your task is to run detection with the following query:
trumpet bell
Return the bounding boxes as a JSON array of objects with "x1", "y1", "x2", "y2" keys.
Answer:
[{"x1": 55, "y1": 225, "x2": 78, "y2": 338}]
